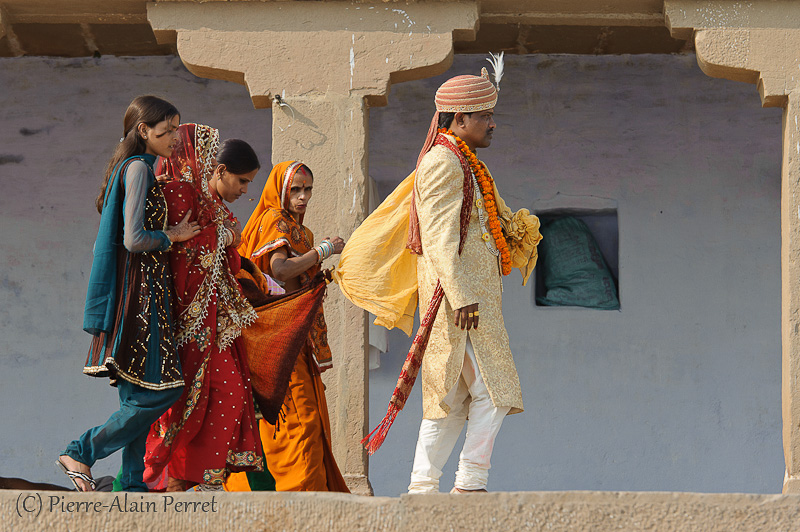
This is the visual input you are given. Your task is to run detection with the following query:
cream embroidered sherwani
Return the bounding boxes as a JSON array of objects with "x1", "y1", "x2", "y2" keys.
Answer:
[{"x1": 415, "y1": 136, "x2": 523, "y2": 420}]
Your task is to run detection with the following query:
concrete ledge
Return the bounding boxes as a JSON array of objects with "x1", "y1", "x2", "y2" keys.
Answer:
[{"x1": 2, "y1": 490, "x2": 800, "y2": 531}]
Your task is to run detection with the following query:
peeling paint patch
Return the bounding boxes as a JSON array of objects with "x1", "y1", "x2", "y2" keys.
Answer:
[
  {"x1": 350, "y1": 34, "x2": 355, "y2": 90},
  {"x1": 19, "y1": 126, "x2": 53, "y2": 136},
  {"x1": 0, "y1": 154, "x2": 23, "y2": 164},
  {"x1": 391, "y1": 8, "x2": 415, "y2": 37},
  {"x1": 1, "y1": 276, "x2": 23, "y2": 298}
]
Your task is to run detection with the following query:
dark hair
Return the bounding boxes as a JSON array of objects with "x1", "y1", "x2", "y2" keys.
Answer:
[
  {"x1": 438, "y1": 111, "x2": 473, "y2": 129},
  {"x1": 216, "y1": 139, "x2": 261, "y2": 175},
  {"x1": 96, "y1": 95, "x2": 179, "y2": 213}
]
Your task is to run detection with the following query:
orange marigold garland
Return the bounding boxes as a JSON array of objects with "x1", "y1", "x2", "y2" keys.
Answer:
[{"x1": 439, "y1": 128, "x2": 512, "y2": 275}]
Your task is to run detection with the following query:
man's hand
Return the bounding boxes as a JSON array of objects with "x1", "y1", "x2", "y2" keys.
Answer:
[{"x1": 455, "y1": 303, "x2": 479, "y2": 330}]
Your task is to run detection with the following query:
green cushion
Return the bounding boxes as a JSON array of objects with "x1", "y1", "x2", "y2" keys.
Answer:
[{"x1": 536, "y1": 216, "x2": 620, "y2": 310}]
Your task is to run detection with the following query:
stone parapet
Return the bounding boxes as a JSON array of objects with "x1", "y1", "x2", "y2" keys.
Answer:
[{"x1": 2, "y1": 490, "x2": 800, "y2": 531}]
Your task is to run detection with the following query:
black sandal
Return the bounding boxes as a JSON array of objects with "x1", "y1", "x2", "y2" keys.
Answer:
[{"x1": 55, "y1": 458, "x2": 96, "y2": 492}]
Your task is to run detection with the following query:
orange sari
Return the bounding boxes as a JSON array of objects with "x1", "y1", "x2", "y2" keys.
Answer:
[{"x1": 226, "y1": 161, "x2": 349, "y2": 492}]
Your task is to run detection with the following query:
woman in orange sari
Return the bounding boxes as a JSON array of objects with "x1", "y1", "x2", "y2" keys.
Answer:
[
  {"x1": 227, "y1": 161, "x2": 349, "y2": 492},
  {"x1": 143, "y1": 123, "x2": 265, "y2": 491}
]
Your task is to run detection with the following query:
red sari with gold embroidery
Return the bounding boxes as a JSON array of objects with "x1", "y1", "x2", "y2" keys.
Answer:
[{"x1": 143, "y1": 124, "x2": 263, "y2": 488}]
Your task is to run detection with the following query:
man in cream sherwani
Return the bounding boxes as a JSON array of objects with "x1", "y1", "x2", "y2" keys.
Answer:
[{"x1": 406, "y1": 69, "x2": 531, "y2": 494}]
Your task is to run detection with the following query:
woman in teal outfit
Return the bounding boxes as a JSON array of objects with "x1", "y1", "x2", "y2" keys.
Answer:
[{"x1": 57, "y1": 96, "x2": 200, "y2": 492}]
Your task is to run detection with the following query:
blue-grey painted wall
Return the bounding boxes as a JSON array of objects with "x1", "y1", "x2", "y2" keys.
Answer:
[
  {"x1": 0, "y1": 56, "x2": 272, "y2": 484},
  {"x1": 367, "y1": 54, "x2": 783, "y2": 496},
  {"x1": 0, "y1": 53, "x2": 783, "y2": 495}
]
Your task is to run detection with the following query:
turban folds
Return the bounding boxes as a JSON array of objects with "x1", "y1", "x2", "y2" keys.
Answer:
[
  {"x1": 434, "y1": 71, "x2": 498, "y2": 113},
  {"x1": 415, "y1": 67, "x2": 498, "y2": 170}
]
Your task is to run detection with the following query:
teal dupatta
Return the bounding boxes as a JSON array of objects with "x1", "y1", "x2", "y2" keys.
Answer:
[{"x1": 83, "y1": 154, "x2": 159, "y2": 336}]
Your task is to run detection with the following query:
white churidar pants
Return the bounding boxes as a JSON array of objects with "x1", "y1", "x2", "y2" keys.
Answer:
[{"x1": 408, "y1": 336, "x2": 511, "y2": 493}]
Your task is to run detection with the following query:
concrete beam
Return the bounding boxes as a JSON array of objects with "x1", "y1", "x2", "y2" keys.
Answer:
[
  {"x1": 482, "y1": 0, "x2": 663, "y2": 16},
  {"x1": 692, "y1": 28, "x2": 800, "y2": 107},
  {"x1": 665, "y1": 0, "x2": 800, "y2": 40},
  {"x1": 780, "y1": 90, "x2": 800, "y2": 495},
  {"x1": 481, "y1": 12, "x2": 663, "y2": 27},
  {"x1": 10, "y1": 13, "x2": 148, "y2": 24},
  {"x1": 479, "y1": 0, "x2": 664, "y2": 27},
  {"x1": 148, "y1": 1, "x2": 478, "y2": 106},
  {"x1": 1, "y1": 0, "x2": 149, "y2": 24}
]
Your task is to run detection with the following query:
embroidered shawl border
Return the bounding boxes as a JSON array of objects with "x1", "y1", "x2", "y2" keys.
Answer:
[
  {"x1": 433, "y1": 134, "x2": 474, "y2": 255},
  {"x1": 251, "y1": 237, "x2": 301, "y2": 260}
]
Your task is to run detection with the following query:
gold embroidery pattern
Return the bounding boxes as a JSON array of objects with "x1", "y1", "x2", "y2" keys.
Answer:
[
  {"x1": 201, "y1": 453, "x2": 264, "y2": 485},
  {"x1": 200, "y1": 252, "x2": 214, "y2": 269},
  {"x1": 202, "y1": 468, "x2": 226, "y2": 485},
  {"x1": 112, "y1": 177, "x2": 182, "y2": 388},
  {"x1": 161, "y1": 358, "x2": 208, "y2": 446},
  {"x1": 193, "y1": 326, "x2": 212, "y2": 352},
  {"x1": 227, "y1": 450, "x2": 263, "y2": 468},
  {"x1": 173, "y1": 125, "x2": 257, "y2": 351},
  {"x1": 415, "y1": 145, "x2": 523, "y2": 419}
]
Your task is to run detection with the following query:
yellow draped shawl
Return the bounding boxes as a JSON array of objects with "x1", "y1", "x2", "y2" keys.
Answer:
[{"x1": 334, "y1": 168, "x2": 542, "y2": 337}]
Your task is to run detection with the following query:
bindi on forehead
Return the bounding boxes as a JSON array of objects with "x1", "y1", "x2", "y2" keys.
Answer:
[{"x1": 291, "y1": 170, "x2": 313, "y2": 188}]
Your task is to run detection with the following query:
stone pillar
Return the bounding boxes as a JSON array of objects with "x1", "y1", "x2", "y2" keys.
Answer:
[
  {"x1": 0, "y1": 5, "x2": 22, "y2": 56},
  {"x1": 270, "y1": 94, "x2": 373, "y2": 494},
  {"x1": 666, "y1": 0, "x2": 800, "y2": 493},
  {"x1": 148, "y1": 0, "x2": 478, "y2": 494},
  {"x1": 780, "y1": 91, "x2": 800, "y2": 494}
]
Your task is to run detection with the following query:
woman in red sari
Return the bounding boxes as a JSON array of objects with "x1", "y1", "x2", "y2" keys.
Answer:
[
  {"x1": 226, "y1": 161, "x2": 349, "y2": 492},
  {"x1": 144, "y1": 123, "x2": 265, "y2": 491}
]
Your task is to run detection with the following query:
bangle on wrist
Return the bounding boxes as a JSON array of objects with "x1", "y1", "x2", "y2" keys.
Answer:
[
  {"x1": 222, "y1": 227, "x2": 234, "y2": 247},
  {"x1": 314, "y1": 239, "x2": 333, "y2": 263}
]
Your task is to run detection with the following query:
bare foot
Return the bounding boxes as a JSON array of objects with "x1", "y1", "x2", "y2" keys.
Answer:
[
  {"x1": 57, "y1": 455, "x2": 94, "y2": 492},
  {"x1": 451, "y1": 487, "x2": 488, "y2": 494},
  {"x1": 166, "y1": 476, "x2": 194, "y2": 492}
]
